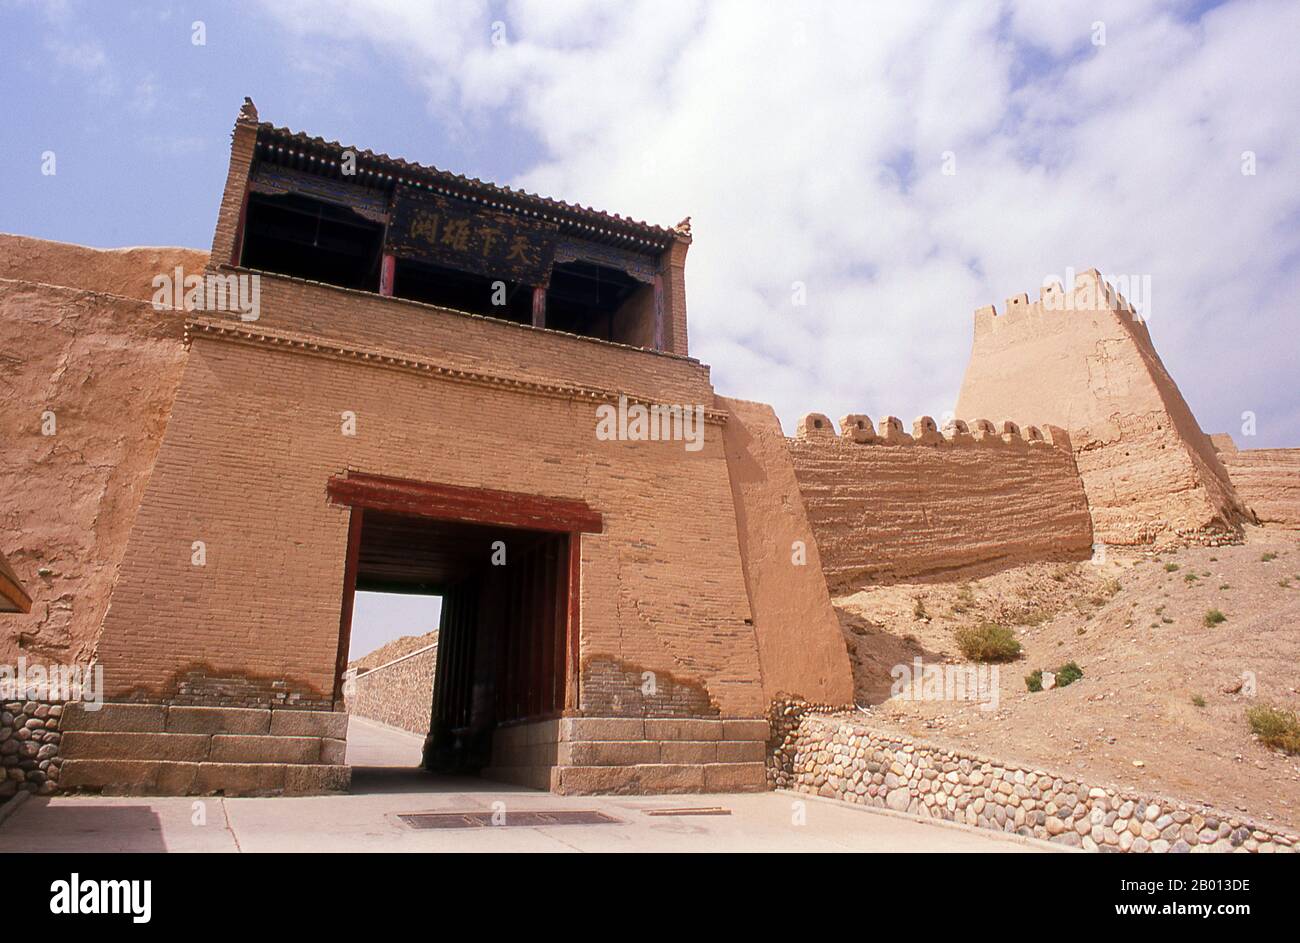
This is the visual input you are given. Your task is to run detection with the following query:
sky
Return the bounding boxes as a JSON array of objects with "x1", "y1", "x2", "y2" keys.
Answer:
[
  {"x1": 349, "y1": 592, "x2": 441, "y2": 663},
  {"x1": 2, "y1": 0, "x2": 1297, "y2": 460}
]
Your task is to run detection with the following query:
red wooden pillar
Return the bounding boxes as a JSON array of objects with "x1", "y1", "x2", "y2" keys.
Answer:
[
  {"x1": 551, "y1": 538, "x2": 567, "y2": 714},
  {"x1": 332, "y1": 508, "x2": 364, "y2": 703},
  {"x1": 379, "y1": 253, "x2": 396, "y2": 297},
  {"x1": 531, "y1": 285, "x2": 546, "y2": 328},
  {"x1": 564, "y1": 533, "x2": 581, "y2": 713}
]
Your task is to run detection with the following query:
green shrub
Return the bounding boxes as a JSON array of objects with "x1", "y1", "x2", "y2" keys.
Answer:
[
  {"x1": 1191, "y1": 694, "x2": 1206, "y2": 708},
  {"x1": 1025, "y1": 660, "x2": 1083, "y2": 692},
  {"x1": 1164, "y1": 563, "x2": 1180, "y2": 572},
  {"x1": 955, "y1": 623, "x2": 1021, "y2": 662},
  {"x1": 1055, "y1": 661, "x2": 1084, "y2": 687},
  {"x1": 1247, "y1": 706, "x2": 1300, "y2": 755},
  {"x1": 1184, "y1": 573, "x2": 1198, "y2": 583},
  {"x1": 1203, "y1": 609, "x2": 1226, "y2": 627},
  {"x1": 1261, "y1": 552, "x2": 1278, "y2": 562}
]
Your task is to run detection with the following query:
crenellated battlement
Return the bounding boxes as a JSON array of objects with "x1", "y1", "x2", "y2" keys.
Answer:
[
  {"x1": 786, "y1": 411, "x2": 1095, "y2": 589},
  {"x1": 972, "y1": 267, "x2": 1143, "y2": 338},
  {"x1": 794, "y1": 412, "x2": 1070, "y2": 452}
]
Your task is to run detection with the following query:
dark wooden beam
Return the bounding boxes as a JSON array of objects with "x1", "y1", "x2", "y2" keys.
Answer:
[{"x1": 327, "y1": 472, "x2": 603, "y2": 534}]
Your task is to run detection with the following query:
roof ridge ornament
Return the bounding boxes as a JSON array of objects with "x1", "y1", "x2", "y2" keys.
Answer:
[{"x1": 238, "y1": 96, "x2": 259, "y2": 124}]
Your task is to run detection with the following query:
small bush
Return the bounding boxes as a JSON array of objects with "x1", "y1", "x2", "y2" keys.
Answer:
[
  {"x1": 1191, "y1": 694, "x2": 1206, "y2": 708},
  {"x1": 913, "y1": 597, "x2": 928, "y2": 621},
  {"x1": 1055, "y1": 661, "x2": 1084, "y2": 687},
  {"x1": 1261, "y1": 552, "x2": 1278, "y2": 562},
  {"x1": 1203, "y1": 608, "x2": 1226, "y2": 627},
  {"x1": 1184, "y1": 573, "x2": 1198, "y2": 583},
  {"x1": 1164, "y1": 563, "x2": 1181, "y2": 572},
  {"x1": 1247, "y1": 706, "x2": 1300, "y2": 755},
  {"x1": 1161, "y1": 616, "x2": 1174, "y2": 624},
  {"x1": 955, "y1": 622, "x2": 1021, "y2": 662},
  {"x1": 1219, "y1": 584, "x2": 1230, "y2": 590},
  {"x1": 1025, "y1": 660, "x2": 1083, "y2": 692}
]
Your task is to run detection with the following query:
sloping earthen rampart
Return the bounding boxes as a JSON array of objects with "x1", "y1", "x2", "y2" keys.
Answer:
[
  {"x1": 956, "y1": 268, "x2": 1252, "y2": 546},
  {"x1": 788, "y1": 413, "x2": 1093, "y2": 591},
  {"x1": 0, "y1": 236, "x2": 201, "y2": 664}
]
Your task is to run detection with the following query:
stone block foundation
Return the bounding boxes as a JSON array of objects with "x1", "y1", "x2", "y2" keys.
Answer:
[
  {"x1": 482, "y1": 716, "x2": 769, "y2": 795},
  {"x1": 57, "y1": 702, "x2": 350, "y2": 797}
]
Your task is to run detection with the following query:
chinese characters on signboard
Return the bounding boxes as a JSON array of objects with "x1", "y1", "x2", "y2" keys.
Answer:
[{"x1": 387, "y1": 186, "x2": 558, "y2": 285}]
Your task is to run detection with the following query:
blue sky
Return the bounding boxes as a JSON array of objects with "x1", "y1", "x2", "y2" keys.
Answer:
[{"x1": 3, "y1": 0, "x2": 1297, "y2": 460}]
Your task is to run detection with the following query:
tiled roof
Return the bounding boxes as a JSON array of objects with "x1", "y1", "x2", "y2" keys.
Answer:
[{"x1": 254, "y1": 121, "x2": 682, "y2": 251}]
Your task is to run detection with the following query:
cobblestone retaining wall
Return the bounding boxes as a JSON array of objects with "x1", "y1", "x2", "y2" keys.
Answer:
[
  {"x1": 344, "y1": 644, "x2": 437, "y2": 735},
  {"x1": 0, "y1": 699, "x2": 63, "y2": 801},
  {"x1": 770, "y1": 705, "x2": 1297, "y2": 853}
]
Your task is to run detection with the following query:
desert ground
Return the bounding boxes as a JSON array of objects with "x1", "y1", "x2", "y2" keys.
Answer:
[{"x1": 834, "y1": 525, "x2": 1300, "y2": 831}]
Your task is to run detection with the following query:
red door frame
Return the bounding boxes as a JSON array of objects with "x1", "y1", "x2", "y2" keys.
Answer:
[{"x1": 327, "y1": 471, "x2": 601, "y2": 714}]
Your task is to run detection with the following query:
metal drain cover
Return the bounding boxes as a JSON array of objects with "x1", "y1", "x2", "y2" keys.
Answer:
[{"x1": 398, "y1": 810, "x2": 622, "y2": 829}]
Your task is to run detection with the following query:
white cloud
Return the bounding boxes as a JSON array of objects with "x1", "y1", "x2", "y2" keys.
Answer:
[{"x1": 257, "y1": 0, "x2": 1300, "y2": 446}]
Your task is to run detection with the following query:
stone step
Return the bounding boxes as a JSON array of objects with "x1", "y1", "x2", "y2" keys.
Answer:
[
  {"x1": 59, "y1": 758, "x2": 350, "y2": 796},
  {"x1": 61, "y1": 702, "x2": 348, "y2": 739},
  {"x1": 60, "y1": 729, "x2": 343, "y2": 765},
  {"x1": 551, "y1": 738, "x2": 766, "y2": 767},
  {"x1": 557, "y1": 717, "x2": 769, "y2": 743},
  {"x1": 550, "y1": 761, "x2": 767, "y2": 795}
]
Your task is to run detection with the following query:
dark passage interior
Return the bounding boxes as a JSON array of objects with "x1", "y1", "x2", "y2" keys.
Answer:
[
  {"x1": 241, "y1": 192, "x2": 385, "y2": 290},
  {"x1": 349, "y1": 509, "x2": 571, "y2": 775}
]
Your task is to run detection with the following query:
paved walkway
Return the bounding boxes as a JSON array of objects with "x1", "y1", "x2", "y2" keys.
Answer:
[{"x1": 0, "y1": 717, "x2": 1057, "y2": 853}]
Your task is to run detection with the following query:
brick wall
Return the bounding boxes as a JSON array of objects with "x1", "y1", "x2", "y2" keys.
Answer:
[{"x1": 94, "y1": 279, "x2": 765, "y2": 718}]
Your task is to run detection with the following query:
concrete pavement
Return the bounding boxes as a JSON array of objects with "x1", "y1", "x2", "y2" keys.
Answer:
[{"x1": 0, "y1": 716, "x2": 1057, "y2": 853}]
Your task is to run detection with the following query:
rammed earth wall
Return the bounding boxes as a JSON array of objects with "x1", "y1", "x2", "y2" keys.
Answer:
[
  {"x1": 771, "y1": 709, "x2": 1297, "y2": 853},
  {"x1": 788, "y1": 414, "x2": 1094, "y2": 590}
]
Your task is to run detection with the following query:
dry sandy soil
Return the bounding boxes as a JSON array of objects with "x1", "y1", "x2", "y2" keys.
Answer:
[{"x1": 833, "y1": 524, "x2": 1300, "y2": 831}]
